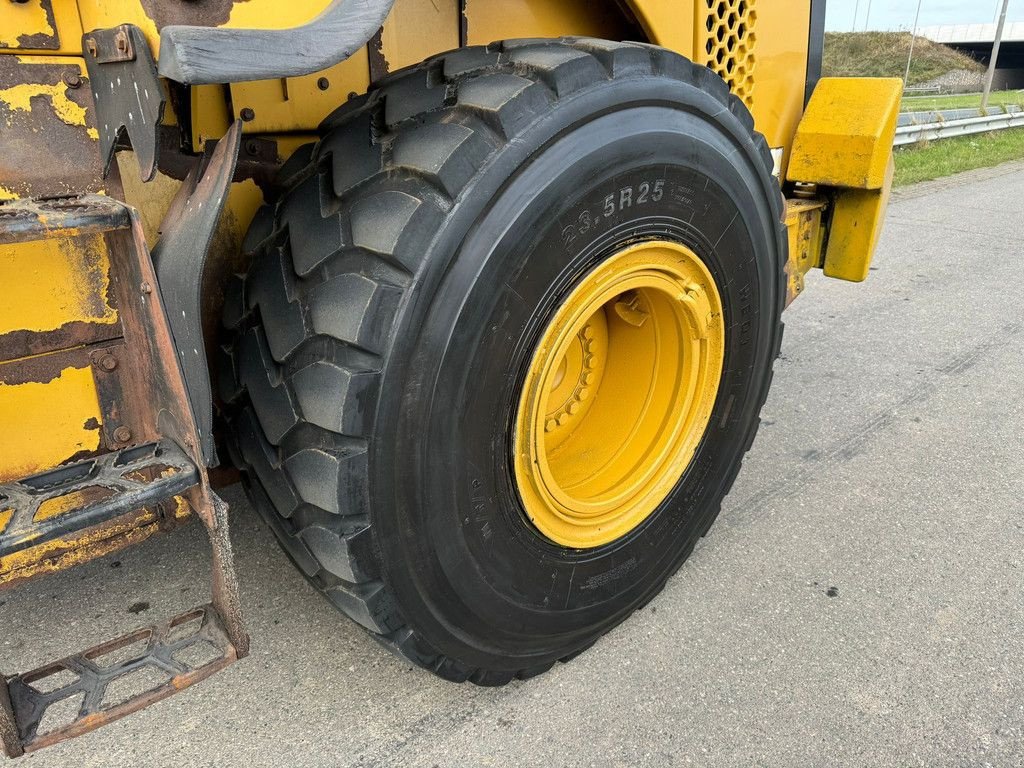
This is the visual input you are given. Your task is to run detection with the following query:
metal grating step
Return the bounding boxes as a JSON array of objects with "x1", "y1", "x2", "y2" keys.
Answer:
[
  {"x1": 0, "y1": 441, "x2": 198, "y2": 559},
  {"x1": 4, "y1": 604, "x2": 237, "y2": 753},
  {"x1": 0, "y1": 195, "x2": 130, "y2": 246}
]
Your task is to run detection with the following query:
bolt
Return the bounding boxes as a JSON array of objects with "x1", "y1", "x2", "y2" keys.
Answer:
[
  {"x1": 62, "y1": 71, "x2": 82, "y2": 89},
  {"x1": 578, "y1": 386, "x2": 590, "y2": 401},
  {"x1": 85, "y1": 38, "x2": 97, "y2": 57},
  {"x1": 97, "y1": 353, "x2": 117, "y2": 372},
  {"x1": 568, "y1": 402, "x2": 581, "y2": 415},
  {"x1": 115, "y1": 32, "x2": 128, "y2": 54},
  {"x1": 245, "y1": 139, "x2": 260, "y2": 156},
  {"x1": 545, "y1": 418, "x2": 558, "y2": 433},
  {"x1": 113, "y1": 426, "x2": 132, "y2": 443},
  {"x1": 317, "y1": 77, "x2": 330, "y2": 91},
  {"x1": 581, "y1": 325, "x2": 594, "y2": 340},
  {"x1": 240, "y1": 107, "x2": 255, "y2": 122},
  {"x1": 140, "y1": 281, "x2": 152, "y2": 294}
]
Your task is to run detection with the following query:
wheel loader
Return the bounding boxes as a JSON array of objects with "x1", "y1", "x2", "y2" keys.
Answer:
[{"x1": 0, "y1": 0, "x2": 900, "y2": 755}]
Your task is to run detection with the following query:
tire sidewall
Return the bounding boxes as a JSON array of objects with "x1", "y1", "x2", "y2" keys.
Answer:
[{"x1": 373, "y1": 76, "x2": 782, "y2": 668}]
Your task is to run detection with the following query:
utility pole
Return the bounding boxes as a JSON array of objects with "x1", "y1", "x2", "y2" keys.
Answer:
[
  {"x1": 864, "y1": 0, "x2": 873, "y2": 30},
  {"x1": 852, "y1": 0, "x2": 861, "y2": 32},
  {"x1": 982, "y1": 0, "x2": 1010, "y2": 109},
  {"x1": 903, "y1": 0, "x2": 925, "y2": 88}
]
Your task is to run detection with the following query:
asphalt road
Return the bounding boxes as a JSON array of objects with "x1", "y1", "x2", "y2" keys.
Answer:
[{"x1": 4, "y1": 162, "x2": 1024, "y2": 767}]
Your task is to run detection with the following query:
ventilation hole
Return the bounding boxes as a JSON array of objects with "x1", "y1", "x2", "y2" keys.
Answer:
[
  {"x1": 171, "y1": 640, "x2": 223, "y2": 670},
  {"x1": 25, "y1": 666, "x2": 78, "y2": 695},
  {"x1": 37, "y1": 692, "x2": 85, "y2": 736},
  {"x1": 86, "y1": 632, "x2": 151, "y2": 669},
  {"x1": 167, "y1": 611, "x2": 206, "y2": 644},
  {"x1": 101, "y1": 666, "x2": 171, "y2": 709}
]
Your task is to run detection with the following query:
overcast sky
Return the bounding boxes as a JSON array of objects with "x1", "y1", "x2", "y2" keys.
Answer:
[{"x1": 825, "y1": 0, "x2": 1024, "y2": 31}]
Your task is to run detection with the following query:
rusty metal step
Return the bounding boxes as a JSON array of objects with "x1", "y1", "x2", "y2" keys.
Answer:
[
  {"x1": 0, "y1": 441, "x2": 198, "y2": 559},
  {"x1": 2, "y1": 604, "x2": 238, "y2": 754},
  {"x1": 0, "y1": 195, "x2": 130, "y2": 246}
]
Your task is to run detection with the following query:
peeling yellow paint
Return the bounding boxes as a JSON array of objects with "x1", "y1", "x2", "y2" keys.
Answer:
[
  {"x1": 0, "y1": 80, "x2": 89, "y2": 130},
  {"x1": 0, "y1": 186, "x2": 18, "y2": 201},
  {"x1": 0, "y1": 0, "x2": 55, "y2": 48},
  {"x1": 0, "y1": 365, "x2": 102, "y2": 484},
  {"x1": 34, "y1": 486, "x2": 116, "y2": 522},
  {"x1": 0, "y1": 511, "x2": 159, "y2": 586},
  {"x1": 0, "y1": 508, "x2": 12, "y2": 535},
  {"x1": 0, "y1": 235, "x2": 118, "y2": 336}
]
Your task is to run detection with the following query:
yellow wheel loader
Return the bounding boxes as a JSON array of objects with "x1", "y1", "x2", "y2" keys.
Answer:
[{"x1": 0, "y1": 0, "x2": 900, "y2": 755}]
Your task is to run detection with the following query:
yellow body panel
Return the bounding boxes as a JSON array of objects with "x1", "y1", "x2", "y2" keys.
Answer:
[
  {"x1": 229, "y1": 52, "x2": 371, "y2": 135},
  {"x1": 0, "y1": 235, "x2": 116, "y2": 336},
  {"x1": 381, "y1": 0, "x2": 460, "y2": 72},
  {"x1": 0, "y1": 364, "x2": 102, "y2": 483},
  {"x1": 0, "y1": 0, "x2": 83, "y2": 54},
  {"x1": 787, "y1": 77, "x2": 903, "y2": 190},
  {"x1": 821, "y1": 159, "x2": 895, "y2": 282},
  {"x1": 464, "y1": 0, "x2": 631, "y2": 42}
]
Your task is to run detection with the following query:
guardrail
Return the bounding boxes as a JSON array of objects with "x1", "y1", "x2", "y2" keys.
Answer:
[{"x1": 894, "y1": 110, "x2": 1024, "y2": 146}]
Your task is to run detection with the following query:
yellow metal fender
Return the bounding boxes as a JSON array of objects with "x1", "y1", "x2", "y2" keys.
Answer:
[{"x1": 787, "y1": 77, "x2": 902, "y2": 282}]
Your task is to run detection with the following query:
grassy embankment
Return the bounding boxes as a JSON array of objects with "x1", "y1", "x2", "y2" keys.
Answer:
[{"x1": 823, "y1": 32, "x2": 1024, "y2": 185}]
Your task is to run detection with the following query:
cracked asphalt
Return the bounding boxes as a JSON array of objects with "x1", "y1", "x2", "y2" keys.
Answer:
[{"x1": 3, "y1": 162, "x2": 1023, "y2": 767}]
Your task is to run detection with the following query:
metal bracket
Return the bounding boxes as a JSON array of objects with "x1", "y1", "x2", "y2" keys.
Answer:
[{"x1": 82, "y1": 24, "x2": 165, "y2": 181}]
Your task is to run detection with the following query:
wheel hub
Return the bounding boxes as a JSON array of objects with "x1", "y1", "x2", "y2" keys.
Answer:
[{"x1": 513, "y1": 241, "x2": 726, "y2": 549}]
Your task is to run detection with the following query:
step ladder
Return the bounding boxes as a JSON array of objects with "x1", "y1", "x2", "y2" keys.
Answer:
[{"x1": 0, "y1": 195, "x2": 248, "y2": 757}]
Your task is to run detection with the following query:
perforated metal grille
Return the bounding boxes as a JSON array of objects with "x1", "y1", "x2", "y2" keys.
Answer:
[{"x1": 701, "y1": 0, "x2": 757, "y2": 107}]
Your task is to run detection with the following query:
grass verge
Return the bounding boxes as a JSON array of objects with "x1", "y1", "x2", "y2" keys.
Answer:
[{"x1": 894, "y1": 128, "x2": 1024, "y2": 186}]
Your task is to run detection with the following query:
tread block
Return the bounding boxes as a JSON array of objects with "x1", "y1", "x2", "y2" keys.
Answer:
[
  {"x1": 282, "y1": 444, "x2": 370, "y2": 519},
  {"x1": 245, "y1": 479, "x2": 321, "y2": 577},
  {"x1": 325, "y1": 580, "x2": 401, "y2": 634},
  {"x1": 221, "y1": 273, "x2": 247, "y2": 331},
  {"x1": 298, "y1": 524, "x2": 376, "y2": 582},
  {"x1": 350, "y1": 190, "x2": 434, "y2": 272},
  {"x1": 455, "y1": 73, "x2": 553, "y2": 138},
  {"x1": 238, "y1": 327, "x2": 301, "y2": 445},
  {"x1": 391, "y1": 122, "x2": 491, "y2": 197},
  {"x1": 504, "y1": 44, "x2": 606, "y2": 97},
  {"x1": 233, "y1": 408, "x2": 301, "y2": 519},
  {"x1": 246, "y1": 244, "x2": 310, "y2": 361},
  {"x1": 309, "y1": 273, "x2": 401, "y2": 355},
  {"x1": 291, "y1": 360, "x2": 377, "y2": 436},
  {"x1": 565, "y1": 37, "x2": 653, "y2": 79},
  {"x1": 280, "y1": 174, "x2": 344, "y2": 277},
  {"x1": 319, "y1": 110, "x2": 384, "y2": 201},
  {"x1": 275, "y1": 141, "x2": 315, "y2": 189},
  {"x1": 442, "y1": 47, "x2": 503, "y2": 79},
  {"x1": 242, "y1": 204, "x2": 275, "y2": 256},
  {"x1": 381, "y1": 68, "x2": 447, "y2": 126}
]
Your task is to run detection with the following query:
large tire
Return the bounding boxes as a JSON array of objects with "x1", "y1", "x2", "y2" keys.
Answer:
[{"x1": 220, "y1": 38, "x2": 785, "y2": 684}]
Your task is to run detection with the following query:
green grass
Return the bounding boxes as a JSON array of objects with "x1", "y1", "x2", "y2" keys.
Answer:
[
  {"x1": 824, "y1": 31, "x2": 982, "y2": 85},
  {"x1": 893, "y1": 128, "x2": 1024, "y2": 186},
  {"x1": 901, "y1": 90, "x2": 1024, "y2": 113}
]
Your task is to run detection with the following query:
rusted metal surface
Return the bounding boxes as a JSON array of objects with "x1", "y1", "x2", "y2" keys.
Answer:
[
  {"x1": 0, "y1": 181, "x2": 248, "y2": 755},
  {"x1": 0, "y1": 196, "x2": 129, "y2": 245},
  {"x1": 139, "y1": 0, "x2": 246, "y2": 29},
  {"x1": 0, "y1": 441, "x2": 198, "y2": 559},
  {"x1": 6, "y1": 604, "x2": 236, "y2": 753},
  {"x1": 0, "y1": 56, "x2": 102, "y2": 200}
]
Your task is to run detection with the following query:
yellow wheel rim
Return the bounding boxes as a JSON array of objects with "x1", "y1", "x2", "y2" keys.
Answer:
[{"x1": 513, "y1": 241, "x2": 725, "y2": 549}]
